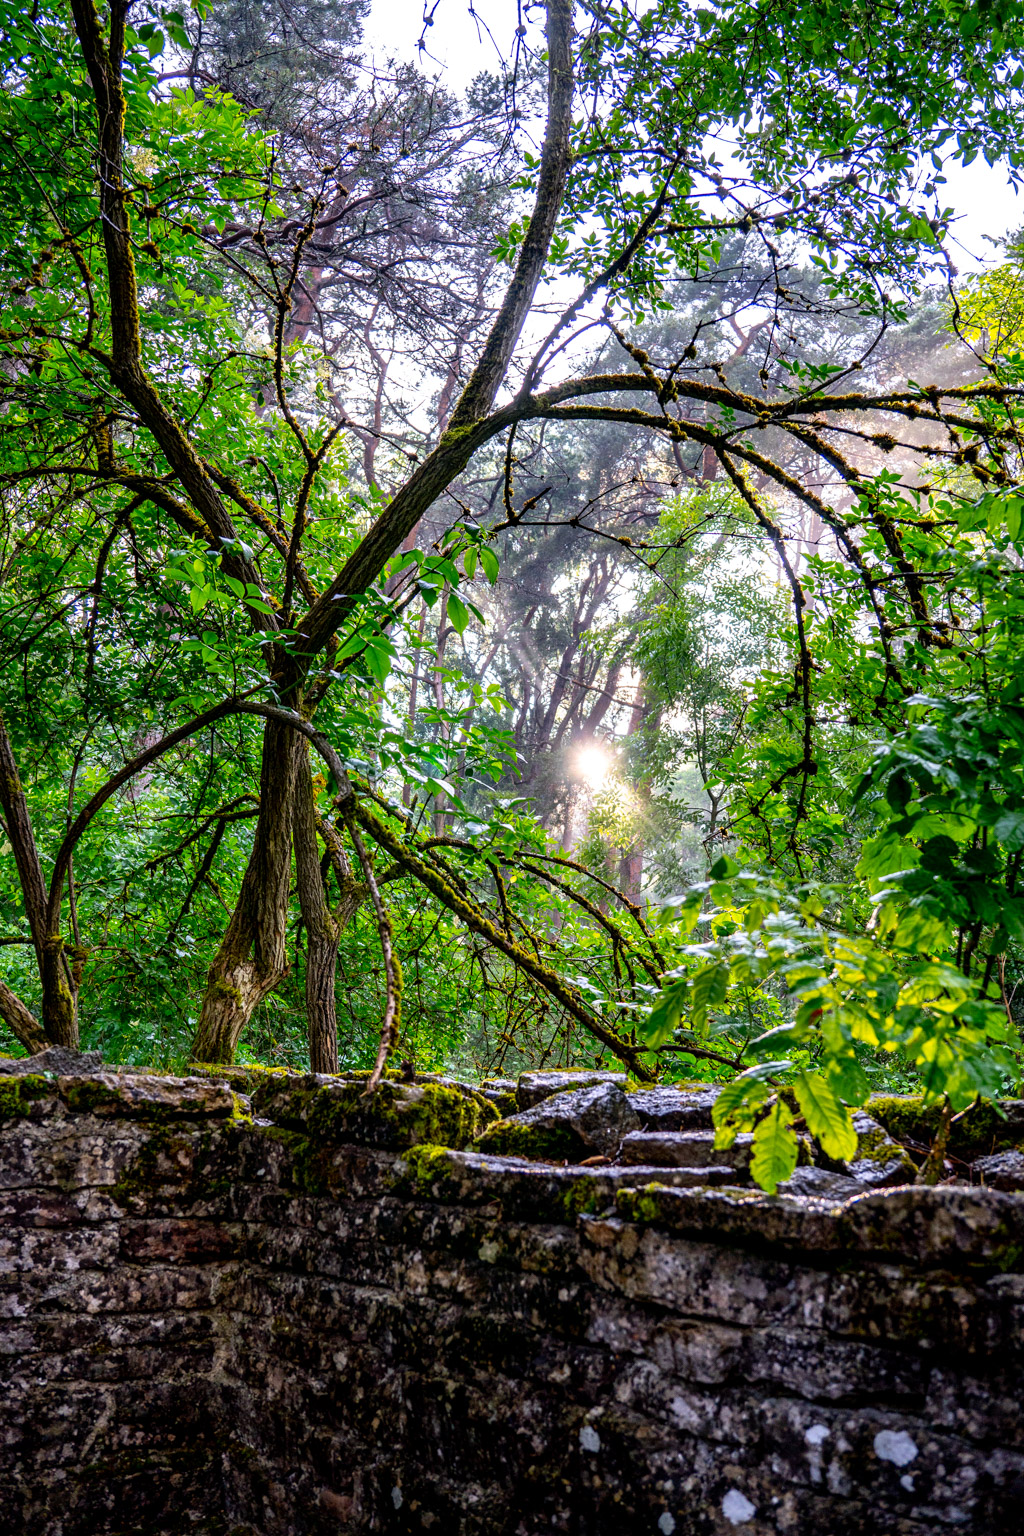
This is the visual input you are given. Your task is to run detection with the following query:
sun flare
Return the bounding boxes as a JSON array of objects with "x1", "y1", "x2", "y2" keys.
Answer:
[{"x1": 575, "y1": 742, "x2": 613, "y2": 788}]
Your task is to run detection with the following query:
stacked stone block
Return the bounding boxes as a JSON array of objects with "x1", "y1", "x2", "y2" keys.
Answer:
[{"x1": 1, "y1": 1064, "x2": 1023, "y2": 1534}]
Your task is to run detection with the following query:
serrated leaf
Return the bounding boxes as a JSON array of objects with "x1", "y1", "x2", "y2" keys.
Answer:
[
  {"x1": 639, "y1": 977, "x2": 688, "y2": 1047},
  {"x1": 824, "y1": 1053, "x2": 871, "y2": 1105},
  {"x1": 750, "y1": 1102, "x2": 798, "y2": 1194},
  {"x1": 793, "y1": 1071, "x2": 858, "y2": 1161},
  {"x1": 690, "y1": 960, "x2": 729, "y2": 1033},
  {"x1": 711, "y1": 1069, "x2": 774, "y2": 1145}
]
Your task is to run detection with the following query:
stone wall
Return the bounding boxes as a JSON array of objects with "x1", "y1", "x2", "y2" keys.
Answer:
[{"x1": 2, "y1": 1065, "x2": 1023, "y2": 1535}]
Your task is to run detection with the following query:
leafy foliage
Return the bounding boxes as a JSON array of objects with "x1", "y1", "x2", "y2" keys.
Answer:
[{"x1": 2, "y1": 1, "x2": 1024, "y2": 1187}]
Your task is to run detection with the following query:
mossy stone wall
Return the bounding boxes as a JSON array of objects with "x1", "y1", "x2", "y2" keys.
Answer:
[{"x1": 2, "y1": 1067, "x2": 1024, "y2": 1535}]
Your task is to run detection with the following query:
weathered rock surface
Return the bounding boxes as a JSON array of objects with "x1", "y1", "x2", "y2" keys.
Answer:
[
  {"x1": 0, "y1": 1046, "x2": 103, "y2": 1076},
  {"x1": 828, "y1": 1110, "x2": 917, "y2": 1187},
  {"x1": 476, "y1": 1080, "x2": 641, "y2": 1160},
  {"x1": 3, "y1": 1062, "x2": 1024, "y2": 1535},
  {"x1": 516, "y1": 1067, "x2": 627, "y2": 1110},
  {"x1": 626, "y1": 1082, "x2": 721, "y2": 1129},
  {"x1": 779, "y1": 1164, "x2": 867, "y2": 1200},
  {"x1": 476, "y1": 1076, "x2": 518, "y2": 1113},
  {"x1": 973, "y1": 1148, "x2": 1024, "y2": 1190},
  {"x1": 618, "y1": 1128, "x2": 752, "y2": 1173}
]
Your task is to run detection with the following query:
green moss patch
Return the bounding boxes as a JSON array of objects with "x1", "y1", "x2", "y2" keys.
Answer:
[
  {"x1": 614, "y1": 1186, "x2": 674, "y2": 1227},
  {"x1": 868, "y1": 1094, "x2": 1024, "y2": 1159},
  {"x1": 473, "y1": 1116, "x2": 584, "y2": 1163},
  {"x1": 251, "y1": 1076, "x2": 494, "y2": 1151},
  {"x1": 189, "y1": 1062, "x2": 291, "y2": 1094},
  {"x1": 0, "y1": 1073, "x2": 53, "y2": 1121},
  {"x1": 400, "y1": 1143, "x2": 460, "y2": 1198}
]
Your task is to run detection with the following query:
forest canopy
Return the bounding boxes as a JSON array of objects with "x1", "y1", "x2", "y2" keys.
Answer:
[{"x1": 3, "y1": 0, "x2": 1024, "y2": 1188}]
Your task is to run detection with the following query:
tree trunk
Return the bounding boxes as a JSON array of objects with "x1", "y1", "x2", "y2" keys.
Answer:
[
  {"x1": 292, "y1": 745, "x2": 340, "y2": 1074},
  {"x1": 190, "y1": 718, "x2": 302, "y2": 1063},
  {"x1": 0, "y1": 975, "x2": 49, "y2": 1055},
  {"x1": 0, "y1": 711, "x2": 78, "y2": 1048},
  {"x1": 185, "y1": 0, "x2": 575, "y2": 1064}
]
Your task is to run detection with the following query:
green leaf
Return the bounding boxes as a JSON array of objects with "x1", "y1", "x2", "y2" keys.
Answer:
[
  {"x1": 639, "y1": 976, "x2": 688, "y2": 1047},
  {"x1": 893, "y1": 907, "x2": 950, "y2": 955},
  {"x1": 447, "y1": 593, "x2": 470, "y2": 635},
  {"x1": 793, "y1": 1071, "x2": 858, "y2": 1161},
  {"x1": 364, "y1": 645, "x2": 392, "y2": 687},
  {"x1": 885, "y1": 769, "x2": 913, "y2": 812},
  {"x1": 750, "y1": 1102, "x2": 799, "y2": 1194},
  {"x1": 479, "y1": 547, "x2": 500, "y2": 584},
  {"x1": 711, "y1": 1065, "x2": 780, "y2": 1144},
  {"x1": 993, "y1": 808, "x2": 1024, "y2": 850},
  {"x1": 690, "y1": 960, "x2": 729, "y2": 1032},
  {"x1": 825, "y1": 1053, "x2": 872, "y2": 1105}
]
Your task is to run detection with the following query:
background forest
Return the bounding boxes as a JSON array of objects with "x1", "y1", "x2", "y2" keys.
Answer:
[{"x1": 4, "y1": 0, "x2": 1024, "y2": 1187}]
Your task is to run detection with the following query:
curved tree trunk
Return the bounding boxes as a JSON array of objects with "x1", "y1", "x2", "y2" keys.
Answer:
[
  {"x1": 190, "y1": 718, "x2": 302, "y2": 1063},
  {"x1": 187, "y1": 0, "x2": 575, "y2": 1065},
  {"x1": 0, "y1": 976, "x2": 49, "y2": 1055}
]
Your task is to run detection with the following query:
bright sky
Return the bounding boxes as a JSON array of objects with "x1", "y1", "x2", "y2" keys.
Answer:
[
  {"x1": 364, "y1": 0, "x2": 1022, "y2": 266},
  {"x1": 364, "y1": 0, "x2": 525, "y2": 88}
]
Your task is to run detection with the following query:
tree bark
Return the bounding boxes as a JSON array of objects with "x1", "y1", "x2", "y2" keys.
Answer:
[
  {"x1": 190, "y1": 718, "x2": 303, "y2": 1063},
  {"x1": 0, "y1": 712, "x2": 77, "y2": 1048},
  {"x1": 185, "y1": 0, "x2": 575, "y2": 1061},
  {"x1": 0, "y1": 975, "x2": 50, "y2": 1055},
  {"x1": 69, "y1": 0, "x2": 575, "y2": 1067},
  {"x1": 292, "y1": 745, "x2": 340, "y2": 1074}
]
